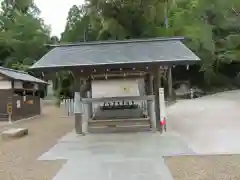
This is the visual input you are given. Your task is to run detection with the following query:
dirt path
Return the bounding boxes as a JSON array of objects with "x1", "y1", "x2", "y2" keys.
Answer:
[
  {"x1": 0, "y1": 105, "x2": 73, "y2": 180},
  {"x1": 165, "y1": 155, "x2": 240, "y2": 180}
]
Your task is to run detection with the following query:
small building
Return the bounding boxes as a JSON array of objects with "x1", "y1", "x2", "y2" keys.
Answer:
[
  {"x1": 0, "y1": 67, "x2": 48, "y2": 121},
  {"x1": 30, "y1": 37, "x2": 200, "y2": 134}
]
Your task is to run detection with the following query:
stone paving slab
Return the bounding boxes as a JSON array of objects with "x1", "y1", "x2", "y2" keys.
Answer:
[
  {"x1": 37, "y1": 90, "x2": 240, "y2": 180},
  {"x1": 53, "y1": 159, "x2": 174, "y2": 180},
  {"x1": 39, "y1": 132, "x2": 193, "y2": 180},
  {"x1": 1, "y1": 128, "x2": 28, "y2": 139},
  {"x1": 167, "y1": 90, "x2": 240, "y2": 155}
]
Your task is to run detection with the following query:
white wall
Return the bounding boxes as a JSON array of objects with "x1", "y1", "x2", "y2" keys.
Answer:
[
  {"x1": 47, "y1": 80, "x2": 54, "y2": 95},
  {"x1": 92, "y1": 79, "x2": 142, "y2": 98},
  {"x1": 34, "y1": 84, "x2": 39, "y2": 90},
  {"x1": 91, "y1": 78, "x2": 144, "y2": 110},
  {"x1": 45, "y1": 80, "x2": 54, "y2": 100},
  {"x1": 14, "y1": 81, "x2": 23, "y2": 89},
  {"x1": 0, "y1": 81, "x2": 12, "y2": 89}
]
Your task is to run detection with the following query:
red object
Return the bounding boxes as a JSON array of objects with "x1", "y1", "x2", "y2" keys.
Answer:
[{"x1": 160, "y1": 118, "x2": 166, "y2": 126}]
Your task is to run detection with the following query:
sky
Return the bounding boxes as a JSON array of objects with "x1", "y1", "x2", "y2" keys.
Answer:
[{"x1": 35, "y1": 0, "x2": 85, "y2": 37}]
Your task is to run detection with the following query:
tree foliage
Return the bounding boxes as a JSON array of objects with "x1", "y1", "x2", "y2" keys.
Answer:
[
  {"x1": 60, "y1": 0, "x2": 240, "y2": 89},
  {"x1": 169, "y1": 0, "x2": 240, "y2": 85},
  {"x1": 0, "y1": 0, "x2": 240, "y2": 101},
  {"x1": 0, "y1": 0, "x2": 52, "y2": 98},
  {"x1": 0, "y1": 0, "x2": 51, "y2": 70}
]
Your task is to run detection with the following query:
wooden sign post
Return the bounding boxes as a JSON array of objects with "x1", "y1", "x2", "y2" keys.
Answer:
[
  {"x1": 159, "y1": 88, "x2": 167, "y2": 132},
  {"x1": 7, "y1": 102, "x2": 12, "y2": 123}
]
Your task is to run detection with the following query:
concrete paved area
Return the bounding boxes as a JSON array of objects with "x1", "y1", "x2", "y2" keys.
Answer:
[
  {"x1": 167, "y1": 90, "x2": 240, "y2": 154},
  {"x1": 38, "y1": 90, "x2": 240, "y2": 179},
  {"x1": 39, "y1": 132, "x2": 194, "y2": 180}
]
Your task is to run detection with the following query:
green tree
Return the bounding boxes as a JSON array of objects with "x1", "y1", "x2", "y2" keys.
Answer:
[
  {"x1": 61, "y1": 5, "x2": 99, "y2": 42},
  {"x1": 58, "y1": 0, "x2": 240, "y2": 98},
  {"x1": 85, "y1": 0, "x2": 168, "y2": 40},
  {"x1": 168, "y1": 0, "x2": 240, "y2": 86},
  {"x1": 0, "y1": 0, "x2": 51, "y2": 70}
]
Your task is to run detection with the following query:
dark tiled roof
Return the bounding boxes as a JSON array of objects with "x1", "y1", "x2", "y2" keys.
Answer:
[
  {"x1": 0, "y1": 67, "x2": 47, "y2": 84},
  {"x1": 30, "y1": 37, "x2": 200, "y2": 69}
]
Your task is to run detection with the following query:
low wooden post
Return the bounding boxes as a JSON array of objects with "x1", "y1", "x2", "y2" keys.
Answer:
[
  {"x1": 159, "y1": 88, "x2": 167, "y2": 132},
  {"x1": 67, "y1": 99, "x2": 70, "y2": 116},
  {"x1": 74, "y1": 77, "x2": 84, "y2": 135},
  {"x1": 82, "y1": 102, "x2": 89, "y2": 134},
  {"x1": 149, "y1": 99, "x2": 156, "y2": 132},
  {"x1": 190, "y1": 88, "x2": 194, "y2": 99},
  {"x1": 7, "y1": 102, "x2": 12, "y2": 123},
  {"x1": 87, "y1": 79, "x2": 93, "y2": 118}
]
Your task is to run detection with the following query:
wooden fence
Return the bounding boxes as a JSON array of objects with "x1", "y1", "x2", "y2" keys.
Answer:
[{"x1": 61, "y1": 99, "x2": 74, "y2": 116}]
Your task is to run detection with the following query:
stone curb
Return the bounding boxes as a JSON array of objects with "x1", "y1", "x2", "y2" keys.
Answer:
[{"x1": 0, "y1": 114, "x2": 43, "y2": 129}]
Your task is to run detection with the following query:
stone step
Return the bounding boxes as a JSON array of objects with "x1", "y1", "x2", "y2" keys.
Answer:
[
  {"x1": 88, "y1": 118, "x2": 152, "y2": 133},
  {"x1": 1, "y1": 128, "x2": 28, "y2": 139},
  {"x1": 88, "y1": 118, "x2": 151, "y2": 127},
  {"x1": 93, "y1": 107, "x2": 146, "y2": 120},
  {"x1": 88, "y1": 124, "x2": 151, "y2": 133}
]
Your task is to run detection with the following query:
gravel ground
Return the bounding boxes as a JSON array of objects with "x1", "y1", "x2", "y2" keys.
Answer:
[
  {"x1": 0, "y1": 105, "x2": 74, "y2": 180},
  {"x1": 165, "y1": 155, "x2": 240, "y2": 180}
]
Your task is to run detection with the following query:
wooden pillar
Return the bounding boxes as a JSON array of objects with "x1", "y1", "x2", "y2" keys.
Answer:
[
  {"x1": 147, "y1": 73, "x2": 154, "y2": 113},
  {"x1": 148, "y1": 74, "x2": 154, "y2": 95},
  {"x1": 144, "y1": 73, "x2": 154, "y2": 95},
  {"x1": 149, "y1": 74, "x2": 156, "y2": 131},
  {"x1": 86, "y1": 78, "x2": 93, "y2": 118},
  {"x1": 146, "y1": 74, "x2": 156, "y2": 131},
  {"x1": 168, "y1": 67, "x2": 173, "y2": 98},
  {"x1": 82, "y1": 102, "x2": 89, "y2": 134},
  {"x1": 153, "y1": 68, "x2": 162, "y2": 132}
]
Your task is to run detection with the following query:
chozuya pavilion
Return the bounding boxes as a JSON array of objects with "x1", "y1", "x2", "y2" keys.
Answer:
[{"x1": 30, "y1": 37, "x2": 200, "y2": 135}]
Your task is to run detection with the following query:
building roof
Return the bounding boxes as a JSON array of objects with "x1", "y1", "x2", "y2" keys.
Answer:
[
  {"x1": 0, "y1": 67, "x2": 47, "y2": 84},
  {"x1": 30, "y1": 37, "x2": 200, "y2": 70}
]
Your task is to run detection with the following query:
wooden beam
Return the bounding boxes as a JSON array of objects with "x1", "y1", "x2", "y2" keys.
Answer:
[
  {"x1": 168, "y1": 67, "x2": 173, "y2": 97},
  {"x1": 86, "y1": 78, "x2": 93, "y2": 118},
  {"x1": 82, "y1": 95, "x2": 154, "y2": 103}
]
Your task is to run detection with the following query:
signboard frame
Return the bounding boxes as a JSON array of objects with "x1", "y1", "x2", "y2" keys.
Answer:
[{"x1": 7, "y1": 103, "x2": 12, "y2": 114}]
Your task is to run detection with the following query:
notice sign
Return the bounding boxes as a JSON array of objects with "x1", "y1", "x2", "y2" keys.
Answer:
[
  {"x1": 7, "y1": 103, "x2": 12, "y2": 114},
  {"x1": 17, "y1": 100, "x2": 21, "y2": 108}
]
